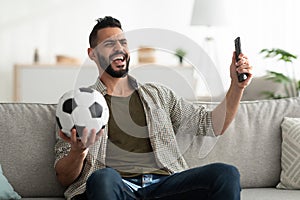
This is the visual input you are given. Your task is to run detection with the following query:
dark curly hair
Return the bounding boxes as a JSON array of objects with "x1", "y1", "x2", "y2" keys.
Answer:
[{"x1": 89, "y1": 16, "x2": 122, "y2": 48}]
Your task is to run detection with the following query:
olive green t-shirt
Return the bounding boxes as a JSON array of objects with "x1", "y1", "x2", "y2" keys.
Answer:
[{"x1": 105, "y1": 90, "x2": 169, "y2": 177}]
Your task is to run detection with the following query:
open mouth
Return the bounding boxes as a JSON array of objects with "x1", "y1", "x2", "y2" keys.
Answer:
[
  {"x1": 111, "y1": 53, "x2": 126, "y2": 62},
  {"x1": 110, "y1": 53, "x2": 127, "y2": 68}
]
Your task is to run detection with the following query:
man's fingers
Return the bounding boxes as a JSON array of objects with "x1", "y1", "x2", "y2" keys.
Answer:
[
  {"x1": 60, "y1": 127, "x2": 103, "y2": 149},
  {"x1": 70, "y1": 129, "x2": 78, "y2": 144},
  {"x1": 59, "y1": 130, "x2": 71, "y2": 141},
  {"x1": 80, "y1": 128, "x2": 89, "y2": 147},
  {"x1": 86, "y1": 129, "x2": 97, "y2": 148}
]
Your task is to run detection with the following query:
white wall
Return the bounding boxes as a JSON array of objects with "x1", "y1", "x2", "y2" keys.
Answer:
[{"x1": 1, "y1": 0, "x2": 300, "y2": 102}]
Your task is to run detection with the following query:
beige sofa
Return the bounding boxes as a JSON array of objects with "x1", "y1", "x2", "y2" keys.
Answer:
[{"x1": 0, "y1": 97, "x2": 300, "y2": 199}]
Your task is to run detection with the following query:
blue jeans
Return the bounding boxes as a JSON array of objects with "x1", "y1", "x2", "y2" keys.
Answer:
[{"x1": 84, "y1": 163, "x2": 240, "y2": 200}]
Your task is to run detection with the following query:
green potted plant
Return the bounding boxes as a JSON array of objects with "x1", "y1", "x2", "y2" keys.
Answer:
[
  {"x1": 174, "y1": 48, "x2": 186, "y2": 65},
  {"x1": 260, "y1": 48, "x2": 299, "y2": 99}
]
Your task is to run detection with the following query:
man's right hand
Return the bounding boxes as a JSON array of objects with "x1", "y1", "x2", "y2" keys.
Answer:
[
  {"x1": 56, "y1": 128, "x2": 104, "y2": 186},
  {"x1": 59, "y1": 128, "x2": 104, "y2": 154}
]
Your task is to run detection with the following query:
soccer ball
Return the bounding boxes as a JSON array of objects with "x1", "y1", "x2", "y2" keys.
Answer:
[{"x1": 56, "y1": 87, "x2": 109, "y2": 138}]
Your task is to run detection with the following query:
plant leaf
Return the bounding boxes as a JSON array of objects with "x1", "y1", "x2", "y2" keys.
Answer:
[
  {"x1": 266, "y1": 71, "x2": 291, "y2": 83},
  {"x1": 260, "y1": 48, "x2": 297, "y2": 63},
  {"x1": 175, "y1": 48, "x2": 186, "y2": 58}
]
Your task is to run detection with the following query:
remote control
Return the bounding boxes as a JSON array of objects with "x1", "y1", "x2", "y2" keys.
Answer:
[{"x1": 234, "y1": 37, "x2": 248, "y2": 82}]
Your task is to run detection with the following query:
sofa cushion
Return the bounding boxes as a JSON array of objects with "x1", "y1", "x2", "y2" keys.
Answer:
[
  {"x1": 0, "y1": 103, "x2": 65, "y2": 197},
  {"x1": 277, "y1": 117, "x2": 300, "y2": 189},
  {"x1": 0, "y1": 164, "x2": 21, "y2": 199},
  {"x1": 241, "y1": 188, "x2": 300, "y2": 200},
  {"x1": 183, "y1": 97, "x2": 300, "y2": 188}
]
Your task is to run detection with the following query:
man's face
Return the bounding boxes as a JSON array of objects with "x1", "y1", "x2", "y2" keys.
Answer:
[{"x1": 94, "y1": 27, "x2": 130, "y2": 78}]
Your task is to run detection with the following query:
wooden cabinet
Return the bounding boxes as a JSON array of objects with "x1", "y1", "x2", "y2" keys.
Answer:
[
  {"x1": 130, "y1": 64, "x2": 205, "y2": 100},
  {"x1": 14, "y1": 64, "x2": 98, "y2": 103},
  {"x1": 14, "y1": 64, "x2": 207, "y2": 103}
]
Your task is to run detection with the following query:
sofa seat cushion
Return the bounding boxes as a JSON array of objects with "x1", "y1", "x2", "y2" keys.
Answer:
[{"x1": 241, "y1": 188, "x2": 300, "y2": 200}]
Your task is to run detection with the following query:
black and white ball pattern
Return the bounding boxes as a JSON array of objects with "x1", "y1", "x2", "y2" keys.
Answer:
[{"x1": 56, "y1": 87, "x2": 109, "y2": 138}]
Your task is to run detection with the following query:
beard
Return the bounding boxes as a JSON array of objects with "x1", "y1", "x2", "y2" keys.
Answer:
[{"x1": 98, "y1": 52, "x2": 130, "y2": 78}]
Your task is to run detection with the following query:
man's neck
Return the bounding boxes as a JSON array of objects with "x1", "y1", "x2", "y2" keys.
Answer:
[{"x1": 100, "y1": 73, "x2": 134, "y2": 97}]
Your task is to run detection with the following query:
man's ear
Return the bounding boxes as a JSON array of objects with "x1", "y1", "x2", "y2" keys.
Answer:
[{"x1": 87, "y1": 48, "x2": 97, "y2": 61}]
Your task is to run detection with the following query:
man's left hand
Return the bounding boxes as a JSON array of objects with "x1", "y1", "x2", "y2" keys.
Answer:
[{"x1": 230, "y1": 52, "x2": 253, "y2": 89}]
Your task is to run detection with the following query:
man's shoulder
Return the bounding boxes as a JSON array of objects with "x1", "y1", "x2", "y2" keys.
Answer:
[
  {"x1": 140, "y1": 82, "x2": 173, "y2": 93},
  {"x1": 138, "y1": 83, "x2": 179, "y2": 105}
]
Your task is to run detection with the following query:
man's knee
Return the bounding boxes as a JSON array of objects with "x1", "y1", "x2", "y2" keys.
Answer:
[
  {"x1": 200, "y1": 163, "x2": 240, "y2": 186},
  {"x1": 86, "y1": 168, "x2": 121, "y2": 189},
  {"x1": 211, "y1": 163, "x2": 240, "y2": 188},
  {"x1": 207, "y1": 163, "x2": 241, "y2": 199},
  {"x1": 215, "y1": 163, "x2": 239, "y2": 176}
]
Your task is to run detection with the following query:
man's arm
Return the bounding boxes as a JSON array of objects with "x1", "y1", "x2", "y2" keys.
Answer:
[
  {"x1": 55, "y1": 128, "x2": 101, "y2": 186},
  {"x1": 212, "y1": 52, "x2": 252, "y2": 135}
]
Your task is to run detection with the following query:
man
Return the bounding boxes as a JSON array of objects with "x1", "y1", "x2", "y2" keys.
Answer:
[{"x1": 54, "y1": 16, "x2": 252, "y2": 200}]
